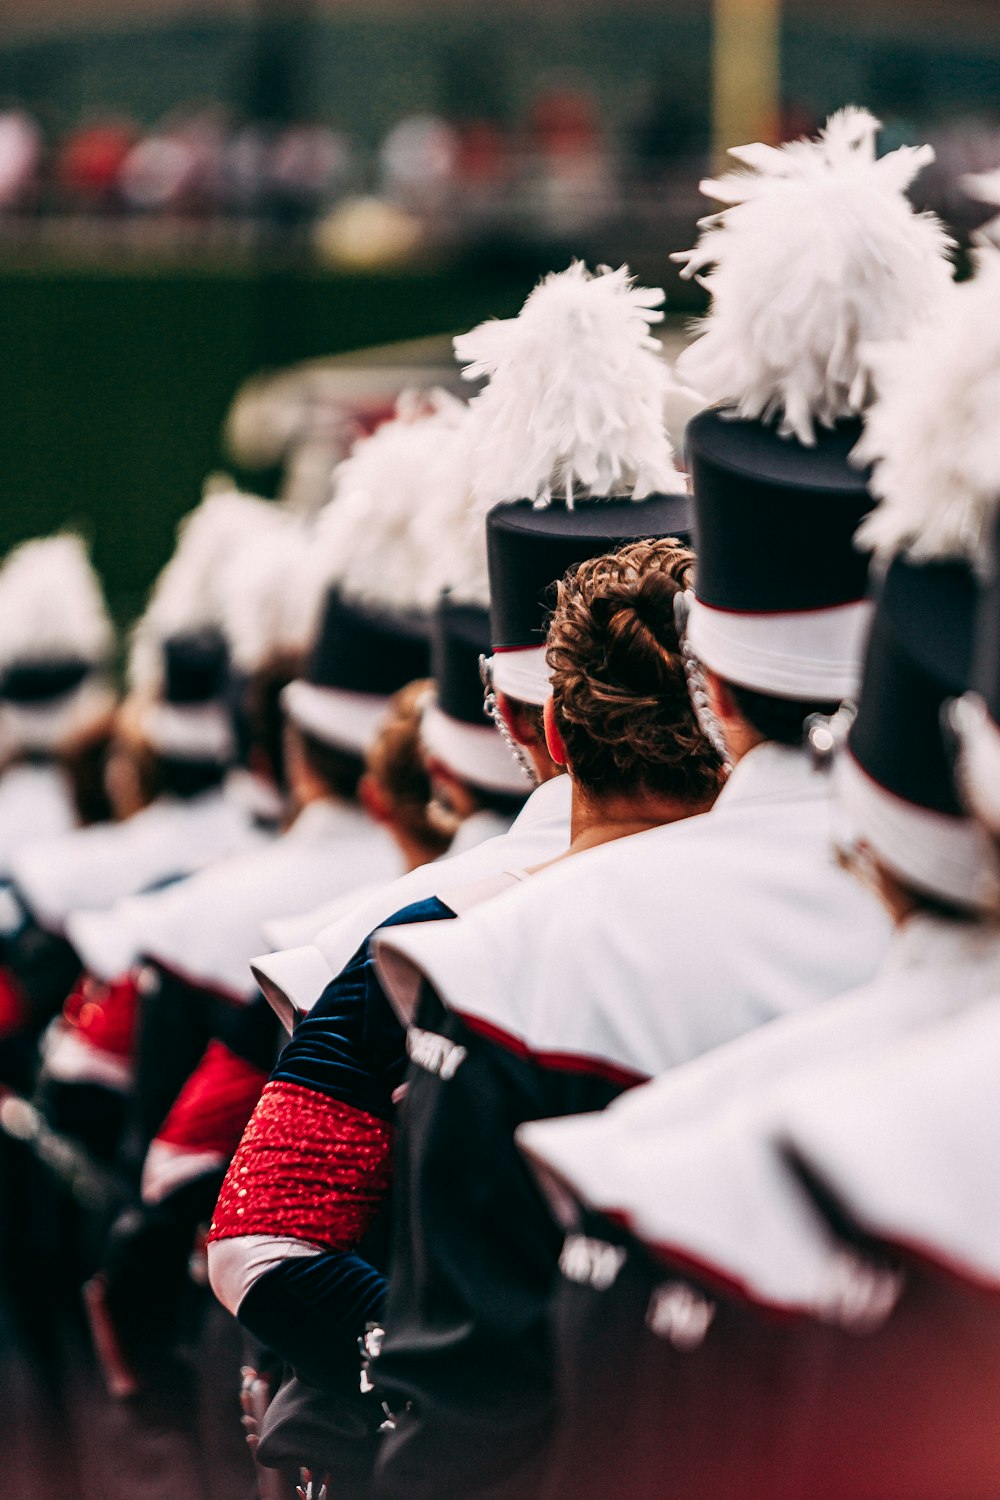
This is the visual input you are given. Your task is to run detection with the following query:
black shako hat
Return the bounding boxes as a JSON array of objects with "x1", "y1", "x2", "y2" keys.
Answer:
[
  {"x1": 485, "y1": 492, "x2": 693, "y2": 705},
  {"x1": 949, "y1": 504, "x2": 1000, "y2": 836},
  {"x1": 683, "y1": 409, "x2": 875, "y2": 703},
  {"x1": 144, "y1": 627, "x2": 236, "y2": 764},
  {"x1": 422, "y1": 598, "x2": 527, "y2": 796},
  {"x1": 282, "y1": 585, "x2": 431, "y2": 756},
  {"x1": 968, "y1": 503, "x2": 1000, "y2": 730},
  {"x1": 0, "y1": 533, "x2": 116, "y2": 754},
  {"x1": 163, "y1": 628, "x2": 230, "y2": 706},
  {"x1": 433, "y1": 601, "x2": 492, "y2": 727},
  {"x1": 839, "y1": 555, "x2": 994, "y2": 909}
]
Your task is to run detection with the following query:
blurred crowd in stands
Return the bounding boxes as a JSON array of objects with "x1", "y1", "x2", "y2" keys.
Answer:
[
  {"x1": 0, "y1": 89, "x2": 679, "y2": 263},
  {"x1": 0, "y1": 88, "x2": 998, "y2": 264},
  {"x1": 0, "y1": 89, "x2": 749, "y2": 264}
]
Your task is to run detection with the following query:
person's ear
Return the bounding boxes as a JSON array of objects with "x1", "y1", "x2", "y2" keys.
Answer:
[
  {"x1": 542, "y1": 695, "x2": 568, "y2": 767},
  {"x1": 359, "y1": 771, "x2": 392, "y2": 825},
  {"x1": 497, "y1": 689, "x2": 542, "y2": 749}
]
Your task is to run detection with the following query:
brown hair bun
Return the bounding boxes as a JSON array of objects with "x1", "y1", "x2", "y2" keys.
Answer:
[{"x1": 546, "y1": 538, "x2": 725, "y2": 805}]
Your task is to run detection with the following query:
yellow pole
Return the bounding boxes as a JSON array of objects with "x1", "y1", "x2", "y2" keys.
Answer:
[{"x1": 712, "y1": 0, "x2": 781, "y2": 171}]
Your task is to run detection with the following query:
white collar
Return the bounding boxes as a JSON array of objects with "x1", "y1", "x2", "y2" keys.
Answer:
[
  {"x1": 713, "y1": 741, "x2": 830, "y2": 812},
  {"x1": 284, "y1": 798, "x2": 370, "y2": 843},
  {"x1": 447, "y1": 808, "x2": 517, "y2": 858},
  {"x1": 508, "y1": 773, "x2": 570, "y2": 828},
  {"x1": 881, "y1": 911, "x2": 1000, "y2": 977}
]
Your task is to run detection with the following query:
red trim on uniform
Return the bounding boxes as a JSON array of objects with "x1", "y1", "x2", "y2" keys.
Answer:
[
  {"x1": 454, "y1": 1010, "x2": 648, "y2": 1089},
  {"x1": 156, "y1": 1039, "x2": 269, "y2": 1156},
  {"x1": 208, "y1": 1080, "x2": 393, "y2": 1252},
  {"x1": 0, "y1": 966, "x2": 29, "y2": 1038},
  {"x1": 63, "y1": 972, "x2": 140, "y2": 1060},
  {"x1": 602, "y1": 1208, "x2": 808, "y2": 1322},
  {"x1": 845, "y1": 1228, "x2": 1000, "y2": 1300},
  {"x1": 151, "y1": 956, "x2": 249, "y2": 1007}
]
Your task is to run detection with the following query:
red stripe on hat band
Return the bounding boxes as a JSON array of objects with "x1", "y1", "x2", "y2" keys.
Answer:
[
  {"x1": 693, "y1": 595, "x2": 867, "y2": 618},
  {"x1": 208, "y1": 1080, "x2": 393, "y2": 1251}
]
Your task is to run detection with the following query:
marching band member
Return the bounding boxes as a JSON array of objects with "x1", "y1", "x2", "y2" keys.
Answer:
[
  {"x1": 0, "y1": 533, "x2": 116, "y2": 862},
  {"x1": 248, "y1": 258, "x2": 693, "y2": 1032},
  {"x1": 57, "y1": 401, "x2": 471, "y2": 1500},
  {"x1": 518, "y1": 560, "x2": 999, "y2": 1498},
  {"x1": 35, "y1": 506, "x2": 311, "y2": 1154},
  {"x1": 367, "y1": 109, "x2": 946, "y2": 1500},
  {"x1": 209, "y1": 535, "x2": 719, "y2": 1497}
]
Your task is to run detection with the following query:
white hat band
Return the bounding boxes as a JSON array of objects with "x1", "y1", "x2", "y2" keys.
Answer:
[
  {"x1": 836, "y1": 749, "x2": 999, "y2": 913},
  {"x1": 950, "y1": 693, "x2": 1000, "y2": 837},
  {"x1": 488, "y1": 647, "x2": 553, "y2": 707},
  {"x1": 143, "y1": 700, "x2": 236, "y2": 762},
  {"x1": 282, "y1": 679, "x2": 389, "y2": 756},
  {"x1": 686, "y1": 597, "x2": 872, "y2": 701},
  {"x1": 421, "y1": 700, "x2": 527, "y2": 796},
  {"x1": 0, "y1": 678, "x2": 116, "y2": 755}
]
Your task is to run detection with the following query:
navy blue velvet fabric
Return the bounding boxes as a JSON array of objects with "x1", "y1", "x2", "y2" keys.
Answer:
[
  {"x1": 270, "y1": 895, "x2": 453, "y2": 1123},
  {"x1": 240, "y1": 1248, "x2": 388, "y2": 1391}
]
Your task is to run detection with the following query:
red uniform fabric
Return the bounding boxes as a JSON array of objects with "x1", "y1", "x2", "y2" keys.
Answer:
[
  {"x1": 63, "y1": 972, "x2": 140, "y2": 1060},
  {"x1": 209, "y1": 1079, "x2": 393, "y2": 1251},
  {"x1": 156, "y1": 1038, "x2": 269, "y2": 1158}
]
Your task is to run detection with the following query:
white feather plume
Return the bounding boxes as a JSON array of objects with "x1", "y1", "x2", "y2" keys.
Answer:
[
  {"x1": 455, "y1": 261, "x2": 685, "y2": 506},
  {"x1": 217, "y1": 511, "x2": 315, "y2": 673},
  {"x1": 855, "y1": 249, "x2": 1000, "y2": 567},
  {"x1": 129, "y1": 480, "x2": 287, "y2": 693},
  {"x1": 0, "y1": 533, "x2": 113, "y2": 668},
  {"x1": 673, "y1": 107, "x2": 955, "y2": 445},
  {"x1": 962, "y1": 168, "x2": 1000, "y2": 248},
  {"x1": 309, "y1": 390, "x2": 479, "y2": 614}
]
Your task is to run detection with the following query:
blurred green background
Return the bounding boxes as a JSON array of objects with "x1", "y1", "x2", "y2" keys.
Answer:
[{"x1": 0, "y1": 262, "x2": 544, "y2": 621}]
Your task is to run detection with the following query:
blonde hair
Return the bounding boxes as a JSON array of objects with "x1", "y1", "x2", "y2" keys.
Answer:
[{"x1": 366, "y1": 679, "x2": 452, "y2": 858}]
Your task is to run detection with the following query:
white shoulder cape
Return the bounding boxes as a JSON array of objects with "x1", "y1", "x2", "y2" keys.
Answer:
[
  {"x1": 374, "y1": 743, "x2": 892, "y2": 1079},
  {"x1": 259, "y1": 809, "x2": 515, "y2": 956},
  {"x1": 251, "y1": 774, "x2": 572, "y2": 1030},
  {"x1": 11, "y1": 787, "x2": 265, "y2": 934},
  {"x1": 782, "y1": 987, "x2": 1000, "y2": 1293},
  {"x1": 69, "y1": 800, "x2": 401, "y2": 999},
  {"x1": 518, "y1": 916, "x2": 1000, "y2": 1314}
]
